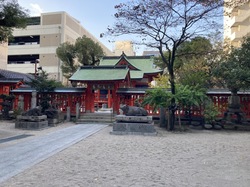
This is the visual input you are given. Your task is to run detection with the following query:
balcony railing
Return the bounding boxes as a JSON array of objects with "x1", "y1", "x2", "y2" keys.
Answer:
[
  {"x1": 231, "y1": 12, "x2": 250, "y2": 27},
  {"x1": 231, "y1": 26, "x2": 250, "y2": 41}
]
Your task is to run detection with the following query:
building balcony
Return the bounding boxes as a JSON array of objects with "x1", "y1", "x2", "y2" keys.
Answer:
[
  {"x1": 8, "y1": 44, "x2": 40, "y2": 55},
  {"x1": 7, "y1": 63, "x2": 37, "y2": 74},
  {"x1": 231, "y1": 27, "x2": 250, "y2": 41},
  {"x1": 231, "y1": 13, "x2": 250, "y2": 27},
  {"x1": 8, "y1": 45, "x2": 57, "y2": 55}
]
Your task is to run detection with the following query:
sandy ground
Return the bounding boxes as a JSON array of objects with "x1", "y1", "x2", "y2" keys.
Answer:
[{"x1": 0, "y1": 121, "x2": 250, "y2": 187}]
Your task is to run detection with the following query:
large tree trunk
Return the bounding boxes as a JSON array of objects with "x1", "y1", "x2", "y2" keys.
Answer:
[
  {"x1": 159, "y1": 107, "x2": 167, "y2": 128},
  {"x1": 168, "y1": 69, "x2": 176, "y2": 131},
  {"x1": 168, "y1": 109, "x2": 175, "y2": 131}
]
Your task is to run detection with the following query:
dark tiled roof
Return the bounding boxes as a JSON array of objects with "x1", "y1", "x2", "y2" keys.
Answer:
[
  {"x1": 0, "y1": 69, "x2": 34, "y2": 82},
  {"x1": 0, "y1": 79, "x2": 21, "y2": 83}
]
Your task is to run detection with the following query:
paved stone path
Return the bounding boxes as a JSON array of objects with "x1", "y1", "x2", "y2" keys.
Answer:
[{"x1": 0, "y1": 124, "x2": 107, "y2": 183}]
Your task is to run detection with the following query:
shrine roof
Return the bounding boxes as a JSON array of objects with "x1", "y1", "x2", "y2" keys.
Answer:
[
  {"x1": 0, "y1": 78, "x2": 22, "y2": 83},
  {"x1": 130, "y1": 70, "x2": 144, "y2": 79},
  {"x1": 100, "y1": 54, "x2": 162, "y2": 75},
  {"x1": 0, "y1": 69, "x2": 34, "y2": 82},
  {"x1": 69, "y1": 66, "x2": 129, "y2": 81}
]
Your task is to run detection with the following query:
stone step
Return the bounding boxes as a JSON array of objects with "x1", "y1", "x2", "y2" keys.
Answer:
[
  {"x1": 79, "y1": 114, "x2": 115, "y2": 120},
  {"x1": 76, "y1": 120, "x2": 114, "y2": 124},
  {"x1": 80, "y1": 112, "x2": 114, "y2": 117},
  {"x1": 77, "y1": 112, "x2": 116, "y2": 124}
]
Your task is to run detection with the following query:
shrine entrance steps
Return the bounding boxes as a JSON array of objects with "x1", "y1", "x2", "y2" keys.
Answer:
[{"x1": 77, "y1": 111, "x2": 115, "y2": 124}]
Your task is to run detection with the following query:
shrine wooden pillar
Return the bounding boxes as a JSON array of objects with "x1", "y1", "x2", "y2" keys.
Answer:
[
  {"x1": 108, "y1": 89, "x2": 111, "y2": 108},
  {"x1": 130, "y1": 95, "x2": 134, "y2": 106},
  {"x1": 112, "y1": 82, "x2": 120, "y2": 114},
  {"x1": 85, "y1": 83, "x2": 94, "y2": 113},
  {"x1": 68, "y1": 94, "x2": 72, "y2": 112},
  {"x1": 24, "y1": 93, "x2": 31, "y2": 110}
]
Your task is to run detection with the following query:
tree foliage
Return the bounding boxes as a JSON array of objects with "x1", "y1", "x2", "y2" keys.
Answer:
[
  {"x1": 0, "y1": 0, "x2": 29, "y2": 42},
  {"x1": 142, "y1": 88, "x2": 170, "y2": 110},
  {"x1": 56, "y1": 42, "x2": 77, "y2": 79},
  {"x1": 27, "y1": 70, "x2": 63, "y2": 112},
  {"x1": 149, "y1": 74, "x2": 170, "y2": 89},
  {"x1": 177, "y1": 57, "x2": 212, "y2": 89},
  {"x1": 142, "y1": 85, "x2": 208, "y2": 115},
  {"x1": 75, "y1": 36, "x2": 104, "y2": 66},
  {"x1": 214, "y1": 37, "x2": 250, "y2": 94},
  {"x1": 154, "y1": 37, "x2": 219, "y2": 89},
  {"x1": 28, "y1": 70, "x2": 63, "y2": 92},
  {"x1": 174, "y1": 37, "x2": 213, "y2": 69},
  {"x1": 56, "y1": 36, "x2": 105, "y2": 79}
]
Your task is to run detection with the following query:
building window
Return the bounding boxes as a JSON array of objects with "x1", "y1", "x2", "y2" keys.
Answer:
[
  {"x1": 8, "y1": 36, "x2": 40, "y2": 46},
  {"x1": 26, "y1": 17, "x2": 41, "y2": 25},
  {"x1": 8, "y1": 55, "x2": 39, "y2": 64}
]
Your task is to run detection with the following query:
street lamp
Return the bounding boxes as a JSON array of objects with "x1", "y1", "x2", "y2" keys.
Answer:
[{"x1": 35, "y1": 59, "x2": 40, "y2": 77}]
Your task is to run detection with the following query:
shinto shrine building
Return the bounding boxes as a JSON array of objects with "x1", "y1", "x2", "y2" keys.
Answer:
[{"x1": 69, "y1": 53, "x2": 163, "y2": 114}]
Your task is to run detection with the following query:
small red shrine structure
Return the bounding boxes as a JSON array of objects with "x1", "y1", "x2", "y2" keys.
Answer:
[
  {"x1": 69, "y1": 53, "x2": 163, "y2": 114},
  {"x1": 0, "y1": 69, "x2": 34, "y2": 110},
  {"x1": 0, "y1": 69, "x2": 33, "y2": 94}
]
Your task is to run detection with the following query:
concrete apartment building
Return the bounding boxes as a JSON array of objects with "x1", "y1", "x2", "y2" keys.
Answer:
[
  {"x1": 224, "y1": 1, "x2": 250, "y2": 47},
  {"x1": 7, "y1": 11, "x2": 113, "y2": 83}
]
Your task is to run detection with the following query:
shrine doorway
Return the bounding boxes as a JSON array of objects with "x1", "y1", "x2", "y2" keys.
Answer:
[
  {"x1": 94, "y1": 88, "x2": 113, "y2": 111},
  {"x1": 85, "y1": 82, "x2": 119, "y2": 113}
]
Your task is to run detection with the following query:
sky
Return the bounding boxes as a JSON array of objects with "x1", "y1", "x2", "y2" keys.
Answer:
[{"x1": 17, "y1": 0, "x2": 147, "y2": 55}]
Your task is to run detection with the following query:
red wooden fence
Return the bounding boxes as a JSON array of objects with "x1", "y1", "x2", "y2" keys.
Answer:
[{"x1": 10, "y1": 88, "x2": 250, "y2": 119}]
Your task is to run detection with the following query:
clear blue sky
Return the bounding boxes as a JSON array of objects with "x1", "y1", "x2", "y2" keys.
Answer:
[{"x1": 18, "y1": 0, "x2": 146, "y2": 55}]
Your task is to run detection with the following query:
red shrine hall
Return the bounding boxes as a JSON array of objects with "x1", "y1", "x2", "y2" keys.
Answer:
[{"x1": 69, "y1": 53, "x2": 163, "y2": 114}]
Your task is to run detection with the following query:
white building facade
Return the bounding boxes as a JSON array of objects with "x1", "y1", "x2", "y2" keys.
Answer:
[
  {"x1": 0, "y1": 42, "x2": 8, "y2": 70},
  {"x1": 224, "y1": 1, "x2": 250, "y2": 47},
  {"x1": 7, "y1": 11, "x2": 113, "y2": 83}
]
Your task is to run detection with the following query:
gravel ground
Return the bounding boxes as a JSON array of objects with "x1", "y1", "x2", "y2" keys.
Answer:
[{"x1": 0, "y1": 121, "x2": 250, "y2": 187}]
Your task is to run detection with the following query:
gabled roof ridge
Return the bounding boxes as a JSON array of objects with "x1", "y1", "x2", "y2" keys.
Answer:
[
  {"x1": 80, "y1": 65, "x2": 128, "y2": 70},
  {"x1": 115, "y1": 54, "x2": 139, "y2": 70},
  {"x1": 102, "y1": 55, "x2": 153, "y2": 60}
]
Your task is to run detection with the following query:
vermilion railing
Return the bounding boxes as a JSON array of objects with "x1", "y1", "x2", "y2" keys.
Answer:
[
  {"x1": 208, "y1": 93, "x2": 250, "y2": 119},
  {"x1": 118, "y1": 93, "x2": 250, "y2": 119},
  {"x1": 13, "y1": 92, "x2": 86, "y2": 115}
]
